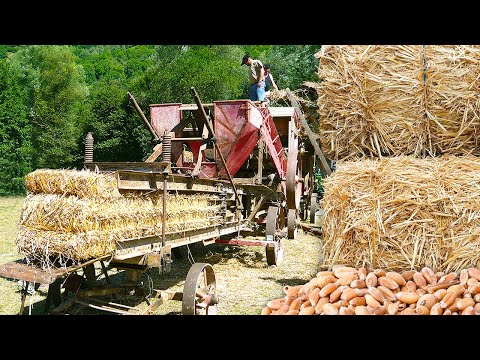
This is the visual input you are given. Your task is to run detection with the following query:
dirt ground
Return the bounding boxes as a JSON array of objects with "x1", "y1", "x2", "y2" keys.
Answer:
[{"x1": 0, "y1": 197, "x2": 323, "y2": 315}]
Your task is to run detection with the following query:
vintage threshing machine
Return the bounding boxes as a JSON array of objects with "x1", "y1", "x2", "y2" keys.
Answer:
[{"x1": 0, "y1": 88, "x2": 330, "y2": 315}]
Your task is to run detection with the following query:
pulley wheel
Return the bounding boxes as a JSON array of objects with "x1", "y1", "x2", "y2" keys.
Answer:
[{"x1": 182, "y1": 263, "x2": 217, "y2": 315}]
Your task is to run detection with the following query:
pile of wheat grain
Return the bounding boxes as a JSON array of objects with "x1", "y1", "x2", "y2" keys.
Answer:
[
  {"x1": 17, "y1": 169, "x2": 222, "y2": 269},
  {"x1": 320, "y1": 155, "x2": 480, "y2": 273},
  {"x1": 315, "y1": 45, "x2": 480, "y2": 160},
  {"x1": 261, "y1": 265, "x2": 480, "y2": 315}
]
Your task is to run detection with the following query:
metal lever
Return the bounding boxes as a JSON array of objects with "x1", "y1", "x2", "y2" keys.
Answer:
[{"x1": 127, "y1": 91, "x2": 161, "y2": 143}]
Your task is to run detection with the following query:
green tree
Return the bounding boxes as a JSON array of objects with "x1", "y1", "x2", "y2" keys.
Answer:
[
  {"x1": 75, "y1": 45, "x2": 159, "y2": 163},
  {"x1": 263, "y1": 45, "x2": 321, "y2": 90},
  {"x1": 85, "y1": 78, "x2": 149, "y2": 162},
  {"x1": 140, "y1": 45, "x2": 247, "y2": 104},
  {"x1": 0, "y1": 59, "x2": 32, "y2": 195},
  {"x1": 13, "y1": 45, "x2": 88, "y2": 169}
]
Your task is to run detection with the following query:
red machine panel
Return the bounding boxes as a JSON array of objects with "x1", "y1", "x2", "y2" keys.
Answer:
[
  {"x1": 214, "y1": 100, "x2": 262, "y2": 179},
  {"x1": 150, "y1": 103, "x2": 183, "y2": 167}
]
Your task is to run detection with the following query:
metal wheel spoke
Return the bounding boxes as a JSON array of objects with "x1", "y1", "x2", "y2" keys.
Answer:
[{"x1": 182, "y1": 263, "x2": 217, "y2": 315}]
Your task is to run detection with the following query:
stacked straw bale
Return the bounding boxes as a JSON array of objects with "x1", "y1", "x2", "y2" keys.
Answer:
[
  {"x1": 315, "y1": 45, "x2": 480, "y2": 161},
  {"x1": 17, "y1": 169, "x2": 222, "y2": 269},
  {"x1": 320, "y1": 155, "x2": 480, "y2": 273},
  {"x1": 316, "y1": 45, "x2": 428, "y2": 160},
  {"x1": 425, "y1": 46, "x2": 480, "y2": 155}
]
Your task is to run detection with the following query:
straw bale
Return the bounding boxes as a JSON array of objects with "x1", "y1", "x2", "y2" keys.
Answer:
[
  {"x1": 321, "y1": 155, "x2": 480, "y2": 273},
  {"x1": 19, "y1": 193, "x2": 218, "y2": 233},
  {"x1": 316, "y1": 45, "x2": 427, "y2": 160},
  {"x1": 425, "y1": 45, "x2": 480, "y2": 155},
  {"x1": 315, "y1": 45, "x2": 480, "y2": 160},
  {"x1": 17, "y1": 169, "x2": 223, "y2": 268},
  {"x1": 25, "y1": 169, "x2": 120, "y2": 199}
]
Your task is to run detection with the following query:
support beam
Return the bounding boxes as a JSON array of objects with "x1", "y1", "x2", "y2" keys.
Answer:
[
  {"x1": 145, "y1": 143, "x2": 163, "y2": 163},
  {"x1": 127, "y1": 92, "x2": 160, "y2": 142},
  {"x1": 285, "y1": 88, "x2": 331, "y2": 176}
]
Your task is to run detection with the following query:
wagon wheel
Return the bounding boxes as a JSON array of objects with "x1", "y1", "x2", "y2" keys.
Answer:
[
  {"x1": 182, "y1": 263, "x2": 217, "y2": 315},
  {"x1": 286, "y1": 146, "x2": 301, "y2": 210},
  {"x1": 265, "y1": 205, "x2": 285, "y2": 266},
  {"x1": 309, "y1": 193, "x2": 318, "y2": 224},
  {"x1": 287, "y1": 208, "x2": 298, "y2": 239}
]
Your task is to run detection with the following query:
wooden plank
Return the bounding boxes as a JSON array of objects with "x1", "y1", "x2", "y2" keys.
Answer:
[
  {"x1": 145, "y1": 144, "x2": 163, "y2": 163},
  {"x1": 247, "y1": 196, "x2": 266, "y2": 222},
  {"x1": 72, "y1": 298, "x2": 132, "y2": 315},
  {"x1": 0, "y1": 260, "x2": 58, "y2": 284},
  {"x1": 285, "y1": 88, "x2": 332, "y2": 176},
  {"x1": 0, "y1": 255, "x2": 110, "y2": 284}
]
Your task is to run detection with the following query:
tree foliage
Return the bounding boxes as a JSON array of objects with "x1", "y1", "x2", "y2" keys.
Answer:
[
  {"x1": 13, "y1": 46, "x2": 88, "y2": 169},
  {"x1": 0, "y1": 59, "x2": 31, "y2": 195}
]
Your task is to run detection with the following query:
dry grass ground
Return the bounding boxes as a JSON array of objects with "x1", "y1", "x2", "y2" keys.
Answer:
[{"x1": 0, "y1": 196, "x2": 323, "y2": 315}]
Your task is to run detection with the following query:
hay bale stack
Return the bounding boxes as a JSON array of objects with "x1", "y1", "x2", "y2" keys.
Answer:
[
  {"x1": 316, "y1": 45, "x2": 428, "y2": 160},
  {"x1": 321, "y1": 155, "x2": 480, "y2": 273},
  {"x1": 17, "y1": 169, "x2": 222, "y2": 269},
  {"x1": 315, "y1": 45, "x2": 480, "y2": 160},
  {"x1": 425, "y1": 45, "x2": 480, "y2": 155},
  {"x1": 25, "y1": 169, "x2": 120, "y2": 199}
]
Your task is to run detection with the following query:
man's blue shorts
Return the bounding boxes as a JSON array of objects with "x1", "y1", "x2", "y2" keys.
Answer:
[{"x1": 249, "y1": 80, "x2": 265, "y2": 101}]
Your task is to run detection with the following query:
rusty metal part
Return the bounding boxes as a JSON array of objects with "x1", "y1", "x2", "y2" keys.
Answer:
[
  {"x1": 215, "y1": 238, "x2": 275, "y2": 247},
  {"x1": 128, "y1": 91, "x2": 160, "y2": 142},
  {"x1": 265, "y1": 205, "x2": 278, "y2": 239},
  {"x1": 309, "y1": 193, "x2": 318, "y2": 224},
  {"x1": 265, "y1": 206, "x2": 285, "y2": 266},
  {"x1": 0, "y1": 256, "x2": 110, "y2": 284},
  {"x1": 84, "y1": 162, "x2": 165, "y2": 173},
  {"x1": 113, "y1": 223, "x2": 242, "y2": 261},
  {"x1": 0, "y1": 260, "x2": 58, "y2": 285},
  {"x1": 287, "y1": 208, "x2": 297, "y2": 239},
  {"x1": 285, "y1": 88, "x2": 331, "y2": 177},
  {"x1": 192, "y1": 125, "x2": 209, "y2": 177},
  {"x1": 45, "y1": 278, "x2": 62, "y2": 312},
  {"x1": 162, "y1": 175, "x2": 167, "y2": 247},
  {"x1": 162, "y1": 132, "x2": 172, "y2": 163},
  {"x1": 266, "y1": 238, "x2": 284, "y2": 266},
  {"x1": 298, "y1": 222, "x2": 322, "y2": 236},
  {"x1": 182, "y1": 263, "x2": 217, "y2": 315},
  {"x1": 115, "y1": 170, "x2": 229, "y2": 192},
  {"x1": 84, "y1": 132, "x2": 94, "y2": 163},
  {"x1": 286, "y1": 146, "x2": 299, "y2": 210}
]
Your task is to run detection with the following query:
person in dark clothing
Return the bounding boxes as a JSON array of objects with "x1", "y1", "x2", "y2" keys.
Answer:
[{"x1": 263, "y1": 63, "x2": 279, "y2": 96}]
